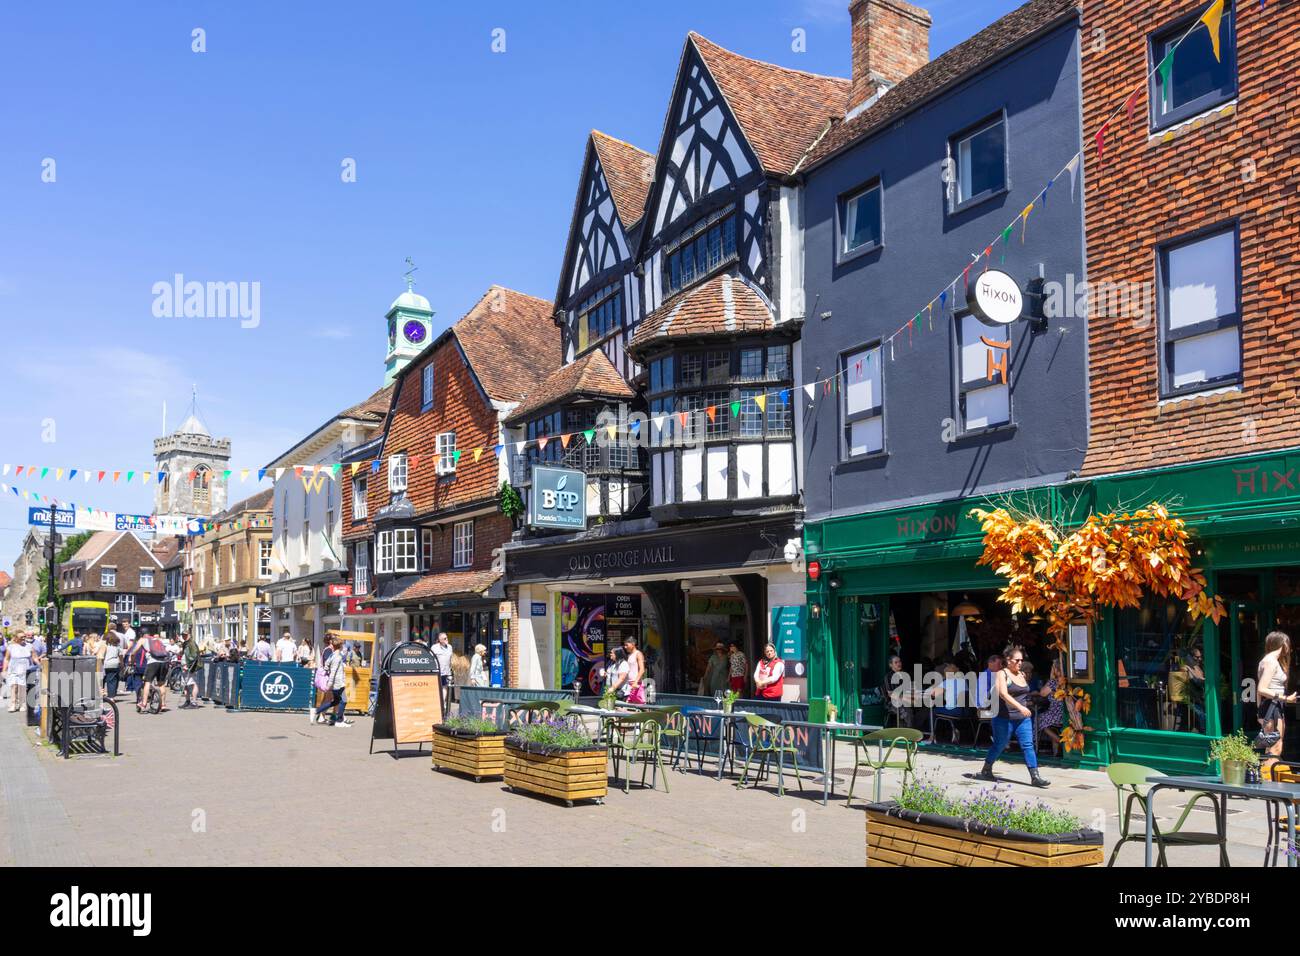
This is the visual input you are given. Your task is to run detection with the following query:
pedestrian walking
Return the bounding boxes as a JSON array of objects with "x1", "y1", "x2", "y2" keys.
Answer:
[
  {"x1": 275, "y1": 629, "x2": 296, "y2": 664},
  {"x1": 977, "y1": 644, "x2": 1049, "y2": 788},
  {"x1": 253, "y1": 633, "x2": 273, "y2": 662},
  {"x1": 3, "y1": 632, "x2": 36, "y2": 713},
  {"x1": 697, "y1": 642, "x2": 729, "y2": 697},
  {"x1": 469, "y1": 643, "x2": 489, "y2": 687},
  {"x1": 101, "y1": 633, "x2": 122, "y2": 699},
  {"x1": 727, "y1": 641, "x2": 747, "y2": 695},
  {"x1": 315, "y1": 636, "x2": 351, "y2": 727},
  {"x1": 1258, "y1": 631, "x2": 1295, "y2": 763},
  {"x1": 432, "y1": 632, "x2": 454, "y2": 712},
  {"x1": 622, "y1": 636, "x2": 646, "y2": 704}
]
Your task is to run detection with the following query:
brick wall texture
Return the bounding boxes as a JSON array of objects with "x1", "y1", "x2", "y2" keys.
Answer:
[{"x1": 1080, "y1": 0, "x2": 1300, "y2": 476}]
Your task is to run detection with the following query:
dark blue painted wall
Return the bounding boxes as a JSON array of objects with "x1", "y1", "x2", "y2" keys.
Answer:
[{"x1": 800, "y1": 22, "x2": 1087, "y2": 523}]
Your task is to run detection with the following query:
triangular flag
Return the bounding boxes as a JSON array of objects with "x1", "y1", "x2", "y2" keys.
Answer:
[
  {"x1": 1125, "y1": 89, "x2": 1141, "y2": 124},
  {"x1": 99, "y1": 471, "x2": 107, "y2": 482},
  {"x1": 1020, "y1": 202, "x2": 1034, "y2": 241},
  {"x1": 1156, "y1": 49, "x2": 1176, "y2": 109},
  {"x1": 754, "y1": 394, "x2": 766, "y2": 412},
  {"x1": 606, "y1": 424, "x2": 617, "y2": 440},
  {"x1": 1200, "y1": 0, "x2": 1226, "y2": 62},
  {"x1": 86, "y1": 471, "x2": 93, "y2": 483},
  {"x1": 1095, "y1": 121, "x2": 1111, "y2": 163},
  {"x1": 584, "y1": 429, "x2": 596, "y2": 445},
  {"x1": 803, "y1": 383, "x2": 816, "y2": 401},
  {"x1": 140, "y1": 471, "x2": 147, "y2": 483},
  {"x1": 126, "y1": 471, "x2": 134, "y2": 482},
  {"x1": 779, "y1": 389, "x2": 790, "y2": 405},
  {"x1": 493, "y1": 444, "x2": 504, "y2": 458},
  {"x1": 111, "y1": 471, "x2": 120, "y2": 482},
  {"x1": 294, "y1": 466, "x2": 303, "y2": 478},
  {"x1": 676, "y1": 413, "x2": 688, "y2": 430},
  {"x1": 560, "y1": 433, "x2": 571, "y2": 449},
  {"x1": 452, "y1": 450, "x2": 462, "y2": 464},
  {"x1": 370, "y1": 460, "x2": 380, "y2": 474},
  {"x1": 241, "y1": 469, "x2": 249, "y2": 482},
  {"x1": 1065, "y1": 155, "x2": 1081, "y2": 200},
  {"x1": 706, "y1": 406, "x2": 717, "y2": 423},
  {"x1": 652, "y1": 415, "x2": 667, "y2": 432},
  {"x1": 349, "y1": 463, "x2": 359, "y2": 477},
  {"x1": 630, "y1": 420, "x2": 641, "y2": 438},
  {"x1": 1, "y1": 464, "x2": 8, "y2": 476},
  {"x1": 277, "y1": 467, "x2": 287, "y2": 481},
  {"x1": 40, "y1": 467, "x2": 48, "y2": 479},
  {"x1": 332, "y1": 464, "x2": 341, "y2": 477},
  {"x1": 729, "y1": 401, "x2": 741, "y2": 418},
  {"x1": 55, "y1": 468, "x2": 63, "y2": 480},
  {"x1": 222, "y1": 469, "x2": 232, "y2": 480},
  {"x1": 473, "y1": 448, "x2": 484, "y2": 462},
  {"x1": 515, "y1": 442, "x2": 526, "y2": 455},
  {"x1": 538, "y1": 436, "x2": 549, "y2": 451},
  {"x1": 155, "y1": 471, "x2": 163, "y2": 483}
]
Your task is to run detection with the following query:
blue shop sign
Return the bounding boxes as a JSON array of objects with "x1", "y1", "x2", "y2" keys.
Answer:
[
  {"x1": 239, "y1": 661, "x2": 312, "y2": 712},
  {"x1": 29, "y1": 507, "x2": 75, "y2": 529},
  {"x1": 529, "y1": 466, "x2": 586, "y2": 530},
  {"x1": 771, "y1": 605, "x2": 806, "y2": 661}
]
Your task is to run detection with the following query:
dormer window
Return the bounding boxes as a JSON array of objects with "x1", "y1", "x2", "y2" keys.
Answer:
[
  {"x1": 388, "y1": 453, "x2": 408, "y2": 494},
  {"x1": 664, "y1": 210, "x2": 737, "y2": 296}
]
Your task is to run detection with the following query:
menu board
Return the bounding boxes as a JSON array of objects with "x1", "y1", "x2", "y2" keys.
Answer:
[
  {"x1": 1067, "y1": 622, "x2": 1093, "y2": 683},
  {"x1": 390, "y1": 674, "x2": 442, "y2": 743}
]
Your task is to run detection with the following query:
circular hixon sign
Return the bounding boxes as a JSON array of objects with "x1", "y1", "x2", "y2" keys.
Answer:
[
  {"x1": 966, "y1": 269, "x2": 1024, "y2": 325},
  {"x1": 258, "y1": 669, "x2": 295, "y2": 704}
]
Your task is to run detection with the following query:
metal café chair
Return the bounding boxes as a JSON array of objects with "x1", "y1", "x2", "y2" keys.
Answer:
[
  {"x1": 1105, "y1": 763, "x2": 1227, "y2": 867},
  {"x1": 608, "y1": 712, "x2": 669, "y2": 793},
  {"x1": 735, "y1": 715, "x2": 803, "y2": 797},
  {"x1": 847, "y1": 728, "x2": 923, "y2": 806}
]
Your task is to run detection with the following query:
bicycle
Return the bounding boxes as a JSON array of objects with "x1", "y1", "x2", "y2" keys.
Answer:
[{"x1": 164, "y1": 660, "x2": 185, "y2": 693}]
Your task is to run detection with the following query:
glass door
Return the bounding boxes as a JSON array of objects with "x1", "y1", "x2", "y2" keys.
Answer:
[{"x1": 837, "y1": 596, "x2": 886, "y2": 723}]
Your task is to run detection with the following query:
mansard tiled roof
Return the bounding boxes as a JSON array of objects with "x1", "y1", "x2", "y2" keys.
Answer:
[
  {"x1": 385, "y1": 568, "x2": 502, "y2": 604},
  {"x1": 689, "y1": 32, "x2": 850, "y2": 177},
  {"x1": 591, "y1": 131, "x2": 654, "y2": 228},
  {"x1": 453, "y1": 286, "x2": 562, "y2": 403},
  {"x1": 801, "y1": 0, "x2": 1081, "y2": 171},
  {"x1": 505, "y1": 349, "x2": 636, "y2": 426},
  {"x1": 629, "y1": 273, "x2": 774, "y2": 354}
]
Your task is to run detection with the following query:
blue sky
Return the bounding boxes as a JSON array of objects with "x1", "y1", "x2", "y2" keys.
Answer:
[{"x1": 0, "y1": 0, "x2": 1023, "y2": 566}]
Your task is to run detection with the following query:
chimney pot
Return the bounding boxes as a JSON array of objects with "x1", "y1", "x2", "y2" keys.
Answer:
[{"x1": 848, "y1": 0, "x2": 931, "y2": 112}]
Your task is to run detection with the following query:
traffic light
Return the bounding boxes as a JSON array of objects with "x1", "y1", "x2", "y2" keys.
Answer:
[
  {"x1": 36, "y1": 606, "x2": 46, "y2": 627},
  {"x1": 24, "y1": 610, "x2": 33, "y2": 627},
  {"x1": 132, "y1": 613, "x2": 141, "y2": 630}
]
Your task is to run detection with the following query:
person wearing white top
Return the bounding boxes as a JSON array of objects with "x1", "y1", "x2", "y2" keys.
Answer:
[
  {"x1": 3, "y1": 634, "x2": 37, "y2": 713},
  {"x1": 275, "y1": 631, "x2": 297, "y2": 664},
  {"x1": 469, "y1": 643, "x2": 490, "y2": 687}
]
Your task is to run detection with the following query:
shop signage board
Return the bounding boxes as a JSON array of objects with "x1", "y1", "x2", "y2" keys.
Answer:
[
  {"x1": 326, "y1": 584, "x2": 352, "y2": 597},
  {"x1": 528, "y1": 466, "x2": 586, "y2": 530},
  {"x1": 114, "y1": 513, "x2": 154, "y2": 532},
  {"x1": 530, "y1": 602, "x2": 547, "y2": 617},
  {"x1": 966, "y1": 269, "x2": 1023, "y2": 325},
  {"x1": 771, "y1": 606, "x2": 806, "y2": 661},
  {"x1": 371, "y1": 640, "x2": 443, "y2": 754}
]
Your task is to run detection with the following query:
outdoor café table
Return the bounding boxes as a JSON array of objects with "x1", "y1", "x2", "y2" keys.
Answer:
[
  {"x1": 1143, "y1": 774, "x2": 1300, "y2": 867},
  {"x1": 694, "y1": 709, "x2": 756, "y2": 779},
  {"x1": 781, "y1": 719, "x2": 883, "y2": 806}
]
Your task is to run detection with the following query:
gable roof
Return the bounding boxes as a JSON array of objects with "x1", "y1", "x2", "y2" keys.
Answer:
[
  {"x1": 591, "y1": 131, "x2": 654, "y2": 228},
  {"x1": 801, "y1": 0, "x2": 1080, "y2": 171},
  {"x1": 505, "y1": 349, "x2": 637, "y2": 426},
  {"x1": 67, "y1": 531, "x2": 164, "y2": 570},
  {"x1": 629, "y1": 273, "x2": 774, "y2": 355},
  {"x1": 338, "y1": 384, "x2": 394, "y2": 424},
  {"x1": 688, "y1": 33, "x2": 850, "y2": 177},
  {"x1": 451, "y1": 286, "x2": 561, "y2": 403},
  {"x1": 0, "y1": 571, "x2": 12, "y2": 591},
  {"x1": 215, "y1": 488, "x2": 274, "y2": 520}
]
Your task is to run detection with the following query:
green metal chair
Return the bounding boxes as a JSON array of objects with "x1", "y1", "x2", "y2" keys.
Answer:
[
  {"x1": 609, "y1": 712, "x2": 669, "y2": 793},
  {"x1": 736, "y1": 715, "x2": 804, "y2": 797},
  {"x1": 650, "y1": 706, "x2": 689, "y2": 771},
  {"x1": 847, "y1": 728, "x2": 923, "y2": 806},
  {"x1": 1106, "y1": 762, "x2": 1228, "y2": 867},
  {"x1": 509, "y1": 699, "x2": 572, "y2": 726}
]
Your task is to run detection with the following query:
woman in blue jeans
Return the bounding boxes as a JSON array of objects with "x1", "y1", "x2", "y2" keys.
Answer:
[{"x1": 976, "y1": 644, "x2": 1049, "y2": 788}]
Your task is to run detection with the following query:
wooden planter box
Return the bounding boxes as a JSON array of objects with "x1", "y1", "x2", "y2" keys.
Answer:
[
  {"x1": 504, "y1": 741, "x2": 608, "y2": 806},
  {"x1": 865, "y1": 802, "x2": 1103, "y2": 868},
  {"x1": 431, "y1": 726, "x2": 508, "y2": 781}
]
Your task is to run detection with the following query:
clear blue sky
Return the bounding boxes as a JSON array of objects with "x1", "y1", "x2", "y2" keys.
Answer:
[{"x1": 0, "y1": 0, "x2": 1023, "y2": 567}]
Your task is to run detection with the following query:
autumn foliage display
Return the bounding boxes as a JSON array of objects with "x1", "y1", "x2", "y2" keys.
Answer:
[{"x1": 970, "y1": 503, "x2": 1226, "y2": 753}]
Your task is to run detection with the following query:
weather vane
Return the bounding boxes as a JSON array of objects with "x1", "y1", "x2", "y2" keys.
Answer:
[{"x1": 404, "y1": 257, "x2": 418, "y2": 293}]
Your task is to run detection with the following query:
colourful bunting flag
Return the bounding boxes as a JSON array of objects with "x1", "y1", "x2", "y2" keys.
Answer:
[
  {"x1": 1201, "y1": 0, "x2": 1226, "y2": 62},
  {"x1": 452, "y1": 450, "x2": 462, "y2": 464},
  {"x1": 126, "y1": 471, "x2": 134, "y2": 482},
  {"x1": 538, "y1": 437, "x2": 549, "y2": 451},
  {"x1": 729, "y1": 401, "x2": 740, "y2": 418},
  {"x1": 370, "y1": 460, "x2": 380, "y2": 474},
  {"x1": 349, "y1": 464, "x2": 358, "y2": 477},
  {"x1": 706, "y1": 406, "x2": 717, "y2": 423},
  {"x1": 493, "y1": 444, "x2": 504, "y2": 458},
  {"x1": 754, "y1": 394, "x2": 766, "y2": 412},
  {"x1": 55, "y1": 468, "x2": 63, "y2": 480},
  {"x1": 473, "y1": 448, "x2": 484, "y2": 462},
  {"x1": 560, "y1": 433, "x2": 571, "y2": 449},
  {"x1": 584, "y1": 429, "x2": 596, "y2": 445}
]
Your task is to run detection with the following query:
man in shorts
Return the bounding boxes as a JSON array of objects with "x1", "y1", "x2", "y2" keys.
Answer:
[{"x1": 136, "y1": 629, "x2": 172, "y2": 713}]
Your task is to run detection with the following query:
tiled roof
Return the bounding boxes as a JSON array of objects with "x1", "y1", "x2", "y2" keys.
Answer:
[
  {"x1": 802, "y1": 0, "x2": 1080, "y2": 170},
  {"x1": 629, "y1": 273, "x2": 774, "y2": 354},
  {"x1": 0, "y1": 571, "x2": 12, "y2": 590},
  {"x1": 453, "y1": 286, "x2": 562, "y2": 403},
  {"x1": 591, "y1": 131, "x2": 653, "y2": 227},
  {"x1": 215, "y1": 488, "x2": 274, "y2": 520},
  {"x1": 338, "y1": 384, "x2": 393, "y2": 424},
  {"x1": 68, "y1": 531, "x2": 121, "y2": 567},
  {"x1": 505, "y1": 350, "x2": 636, "y2": 426},
  {"x1": 151, "y1": 537, "x2": 181, "y2": 567},
  {"x1": 386, "y1": 569, "x2": 502, "y2": 604},
  {"x1": 689, "y1": 33, "x2": 850, "y2": 177}
]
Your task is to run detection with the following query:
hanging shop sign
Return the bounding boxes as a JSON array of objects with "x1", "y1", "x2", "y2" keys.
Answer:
[
  {"x1": 966, "y1": 269, "x2": 1023, "y2": 325},
  {"x1": 115, "y1": 514, "x2": 154, "y2": 532},
  {"x1": 528, "y1": 466, "x2": 586, "y2": 530},
  {"x1": 326, "y1": 583, "x2": 352, "y2": 597}
]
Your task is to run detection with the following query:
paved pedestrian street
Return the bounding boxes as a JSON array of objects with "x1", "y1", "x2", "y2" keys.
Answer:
[{"x1": 0, "y1": 704, "x2": 1281, "y2": 867}]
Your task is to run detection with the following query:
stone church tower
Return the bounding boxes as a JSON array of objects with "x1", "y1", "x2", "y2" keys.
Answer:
[{"x1": 153, "y1": 396, "x2": 231, "y2": 518}]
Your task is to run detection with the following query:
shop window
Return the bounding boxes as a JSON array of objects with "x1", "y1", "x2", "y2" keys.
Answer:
[
  {"x1": 842, "y1": 344, "x2": 884, "y2": 458},
  {"x1": 1158, "y1": 225, "x2": 1241, "y2": 397},
  {"x1": 839, "y1": 179, "x2": 883, "y2": 259},
  {"x1": 1115, "y1": 596, "x2": 1209, "y2": 734},
  {"x1": 955, "y1": 313, "x2": 1011, "y2": 432},
  {"x1": 950, "y1": 115, "x2": 1006, "y2": 211},
  {"x1": 1150, "y1": 2, "x2": 1236, "y2": 130}
]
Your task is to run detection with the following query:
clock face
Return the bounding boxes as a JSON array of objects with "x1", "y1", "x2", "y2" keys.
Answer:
[{"x1": 403, "y1": 320, "x2": 426, "y2": 344}]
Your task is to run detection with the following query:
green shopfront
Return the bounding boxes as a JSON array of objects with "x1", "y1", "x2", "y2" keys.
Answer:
[{"x1": 804, "y1": 448, "x2": 1300, "y2": 774}]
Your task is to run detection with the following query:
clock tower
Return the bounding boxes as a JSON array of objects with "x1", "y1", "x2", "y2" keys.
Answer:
[{"x1": 384, "y1": 263, "x2": 434, "y2": 384}]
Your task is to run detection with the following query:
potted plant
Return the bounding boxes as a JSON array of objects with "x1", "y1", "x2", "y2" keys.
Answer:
[
  {"x1": 599, "y1": 687, "x2": 618, "y2": 711},
  {"x1": 432, "y1": 716, "x2": 509, "y2": 781},
  {"x1": 866, "y1": 777, "x2": 1103, "y2": 867},
  {"x1": 722, "y1": 689, "x2": 740, "y2": 715},
  {"x1": 504, "y1": 716, "x2": 607, "y2": 806},
  {"x1": 1209, "y1": 730, "x2": 1259, "y2": 786}
]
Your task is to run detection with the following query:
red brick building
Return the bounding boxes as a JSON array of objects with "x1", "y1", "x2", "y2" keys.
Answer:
[
  {"x1": 59, "y1": 531, "x2": 174, "y2": 630},
  {"x1": 341, "y1": 285, "x2": 560, "y2": 682},
  {"x1": 1073, "y1": 0, "x2": 1300, "y2": 767}
]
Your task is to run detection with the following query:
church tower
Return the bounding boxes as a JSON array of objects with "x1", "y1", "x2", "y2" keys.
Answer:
[
  {"x1": 152, "y1": 390, "x2": 232, "y2": 518},
  {"x1": 384, "y1": 259, "x2": 434, "y2": 384}
]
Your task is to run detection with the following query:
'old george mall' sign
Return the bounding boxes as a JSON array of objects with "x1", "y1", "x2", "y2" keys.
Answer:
[{"x1": 529, "y1": 466, "x2": 586, "y2": 531}]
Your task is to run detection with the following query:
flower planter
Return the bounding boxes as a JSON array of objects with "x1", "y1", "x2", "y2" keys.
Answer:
[
  {"x1": 431, "y1": 725, "x2": 508, "y2": 781},
  {"x1": 865, "y1": 801, "x2": 1103, "y2": 868},
  {"x1": 504, "y1": 740, "x2": 608, "y2": 806}
]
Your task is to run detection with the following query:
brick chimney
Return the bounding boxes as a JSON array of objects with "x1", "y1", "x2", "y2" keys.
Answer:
[{"x1": 848, "y1": 0, "x2": 931, "y2": 112}]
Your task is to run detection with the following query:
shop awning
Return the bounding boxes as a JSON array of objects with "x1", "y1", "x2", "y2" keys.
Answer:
[{"x1": 371, "y1": 569, "x2": 503, "y2": 607}]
